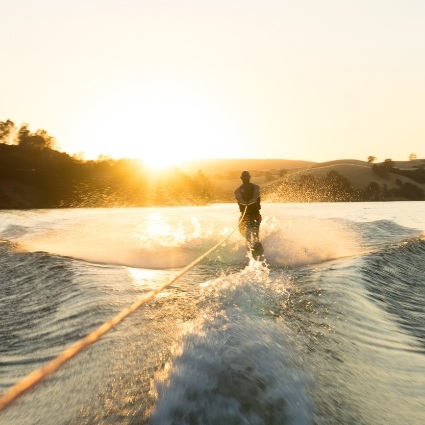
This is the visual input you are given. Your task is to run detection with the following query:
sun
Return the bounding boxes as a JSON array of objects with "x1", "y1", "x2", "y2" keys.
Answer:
[
  {"x1": 141, "y1": 150, "x2": 185, "y2": 171},
  {"x1": 69, "y1": 81, "x2": 245, "y2": 167}
]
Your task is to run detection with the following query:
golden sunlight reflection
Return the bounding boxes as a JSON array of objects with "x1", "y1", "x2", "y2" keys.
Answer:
[
  {"x1": 128, "y1": 268, "x2": 158, "y2": 288},
  {"x1": 128, "y1": 268, "x2": 175, "y2": 297}
]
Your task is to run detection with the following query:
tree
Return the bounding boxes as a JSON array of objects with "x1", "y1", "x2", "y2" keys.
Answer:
[
  {"x1": 383, "y1": 158, "x2": 394, "y2": 169},
  {"x1": 0, "y1": 119, "x2": 16, "y2": 144},
  {"x1": 17, "y1": 124, "x2": 30, "y2": 144},
  {"x1": 409, "y1": 153, "x2": 417, "y2": 161},
  {"x1": 367, "y1": 156, "x2": 376, "y2": 163},
  {"x1": 372, "y1": 159, "x2": 394, "y2": 178},
  {"x1": 17, "y1": 124, "x2": 57, "y2": 150},
  {"x1": 35, "y1": 129, "x2": 57, "y2": 150}
]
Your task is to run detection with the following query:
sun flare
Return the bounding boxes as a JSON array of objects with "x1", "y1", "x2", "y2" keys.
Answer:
[
  {"x1": 70, "y1": 81, "x2": 244, "y2": 166},
  {"x1": 141, "y1": 153, "x2": 182, "y2": 171}
]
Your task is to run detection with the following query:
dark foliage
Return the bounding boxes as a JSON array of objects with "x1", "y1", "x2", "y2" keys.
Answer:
[
  {"x1": 0, "y1": 120, "x2": 216, "y2": 208},
  {"x1": 372, "y1": 160, "x2": 394, "y2": 178},
  {"x1": 390, "y1": 168, "x2": 425, "y2": 184}
]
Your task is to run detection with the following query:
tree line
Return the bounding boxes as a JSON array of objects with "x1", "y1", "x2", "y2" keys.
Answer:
[{"x1": 0, "y1": 120, "x2": 217, "y2": 208}]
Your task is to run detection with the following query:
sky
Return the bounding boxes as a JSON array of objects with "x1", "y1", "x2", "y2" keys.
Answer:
[{"x1": 1, "y1": 0, "x2": 424, "y2": 167}]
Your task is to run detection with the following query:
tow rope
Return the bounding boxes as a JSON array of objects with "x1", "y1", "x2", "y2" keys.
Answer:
[{"x1": 0, "y1": 206, "x2": 248, "y2": 411}]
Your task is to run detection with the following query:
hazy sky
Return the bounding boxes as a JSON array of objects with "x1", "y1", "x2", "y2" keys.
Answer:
[{"x1": 1, "y1": 0, "x2": 424, "y2": 166}]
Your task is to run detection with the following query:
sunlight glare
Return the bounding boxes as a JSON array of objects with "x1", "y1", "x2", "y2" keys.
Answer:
[{"x1": 71, "y1": 82, "x2": 243, "y2": 165}]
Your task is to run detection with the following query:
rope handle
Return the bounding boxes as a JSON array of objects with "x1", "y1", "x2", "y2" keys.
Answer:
[{"x1": 238, "y1": 200, "x2": 258, "y2": 206}]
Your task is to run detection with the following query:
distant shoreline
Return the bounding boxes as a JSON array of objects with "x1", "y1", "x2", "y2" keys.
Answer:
[{"x1": 1, "y1": 158, "x2": 424, "y2": 208}]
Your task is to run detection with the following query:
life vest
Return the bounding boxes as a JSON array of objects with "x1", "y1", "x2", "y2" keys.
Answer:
[{"x1": 237, "y1": 183, "x2": 261, "y2": 214}]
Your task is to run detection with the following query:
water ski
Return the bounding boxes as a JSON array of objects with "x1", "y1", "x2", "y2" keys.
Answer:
[{"x1": 250, "y1": 241, "x2": 264, "y2": 261}]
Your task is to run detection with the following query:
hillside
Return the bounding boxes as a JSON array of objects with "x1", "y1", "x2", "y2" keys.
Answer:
[
  {"x1": 178, "y1": 158, "x2": 316, "y2": 176},
  {"x1": 260, "y1": 159, "x2": 425, "y2": 202}
]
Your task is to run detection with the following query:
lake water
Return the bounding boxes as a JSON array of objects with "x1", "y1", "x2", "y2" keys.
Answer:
[{"x1": 1, "y1": 202, "x2": 424, "y2": 424}]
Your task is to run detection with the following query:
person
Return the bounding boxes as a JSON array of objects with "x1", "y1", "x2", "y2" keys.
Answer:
[{"x1": 234, "y1": 171, "x2": 262, "y2": 252}]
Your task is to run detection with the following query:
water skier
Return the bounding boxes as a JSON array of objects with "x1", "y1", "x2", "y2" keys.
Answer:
[{"x1": 234, "y1": 170, "x2": 264, "y2": 259}]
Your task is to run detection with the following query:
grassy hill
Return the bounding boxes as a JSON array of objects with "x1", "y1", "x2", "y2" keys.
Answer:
[
  {"x1": 260, "y1": 159, "x2": 425, "y2": 202},
  {"x1": 178, "y1": 158, "x2": 316, "y2": 177}
]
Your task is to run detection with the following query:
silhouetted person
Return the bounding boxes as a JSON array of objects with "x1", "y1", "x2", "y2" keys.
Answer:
[{"x1": 234, "y1": 171, "x2": 263, "y2": 257}]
